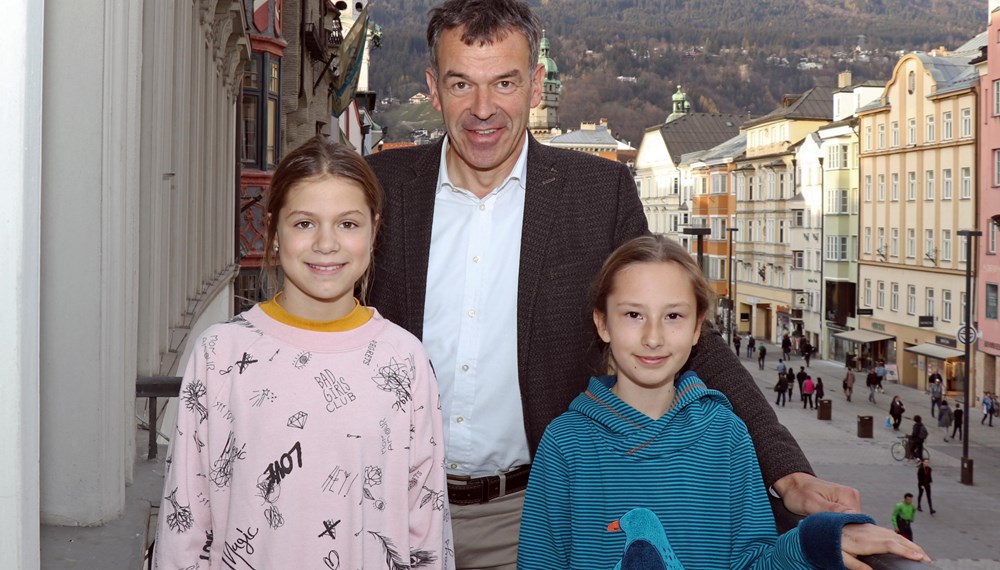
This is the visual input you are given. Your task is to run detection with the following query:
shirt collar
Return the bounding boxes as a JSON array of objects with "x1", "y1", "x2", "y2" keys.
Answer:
[{"x1": 436, "y1": 134, "x2": 529, "y2": 197}]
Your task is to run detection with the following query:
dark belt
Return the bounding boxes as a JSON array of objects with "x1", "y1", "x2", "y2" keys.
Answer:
[{"x1": 446, "y1": 465, "x2": 531, "y2": 505}]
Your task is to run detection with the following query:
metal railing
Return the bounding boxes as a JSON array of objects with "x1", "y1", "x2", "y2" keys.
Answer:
[{"x1": 135, "y1": 376, "x2": 182, "y2": 460}]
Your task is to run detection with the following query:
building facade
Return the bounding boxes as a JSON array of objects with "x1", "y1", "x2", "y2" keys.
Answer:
[
  {"x1": 857, "y1": 48, "x2": 980, "y2": 390},
  {"x1": 976, "y1": 2, "x2": 1000, "y2": 397},
  {"x1": 734, "y1": 87, "x2": 834, "y2": 343},
  {"x1": 634, "y1": 89, "x2": 743, "y2": 247},
  {"x1": 820, "y1": 75, "x2": 885, "y2": 363}
]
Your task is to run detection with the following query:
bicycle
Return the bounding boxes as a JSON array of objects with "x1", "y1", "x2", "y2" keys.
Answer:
[{"x1": 891, "y1": 436, "x2": 929, "y2": 461}]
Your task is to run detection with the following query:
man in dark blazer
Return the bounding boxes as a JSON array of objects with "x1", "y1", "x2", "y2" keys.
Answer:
[{"x1": 366, "y1": 0, "x2": 860, "y2": 567}]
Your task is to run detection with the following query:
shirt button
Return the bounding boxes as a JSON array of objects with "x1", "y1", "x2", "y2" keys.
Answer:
[
  {"x1": 468, "y1": 309, "x2": 476, "y2": 318},
  {"x1": 456, "y1": 417, "x2": 464, "y2": 423},
  {"x1": 479, "y1": 204, "x2": 486, "y2": 211},
  {"x1": 473, "y1": 255, "x2": 481, "y2": 263},
  {"x1": 450, "y1": 463, "x2": 458, "y2": 469},
  {"x1": 462, "y1": 364, "x2": 470, "y2": 372}
]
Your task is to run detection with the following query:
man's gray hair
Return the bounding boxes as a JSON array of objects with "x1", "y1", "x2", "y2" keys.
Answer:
[{"x1": 426, "y1": 0, "x2": 542, "y2": 76}]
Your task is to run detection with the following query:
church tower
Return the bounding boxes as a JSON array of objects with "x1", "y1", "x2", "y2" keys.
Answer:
[
  {"x1": 665, "y1": 85, "x2": 692, "y2": 123},
  {"x1": 529, "y1": 30, "x2": 561, "y2": 137}
]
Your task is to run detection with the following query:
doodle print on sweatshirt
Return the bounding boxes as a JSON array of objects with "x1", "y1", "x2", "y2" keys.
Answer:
[
  {"x1": 368, "y1": 530, "x2": 438, "y2": 570},
  {"x1": 293, "y1": 350, "x2": 312, "y2": 369},
  {"x1": 361, "y1": 465, "x2": 385, "y2": 511},
  {"x1": 315, "y1": 368, "x2": 357, "y2": 413},
  {"x1": 209, "y1": 431, "x2": 246, "y2": 489},
  {"x1": 164, "y1": 487, "x2": 193, "y2": 533},
  {"x1": 202, "y1": 334, "x2": 218, "y2": 372},
  {"x1": 321, "y1": 466, "x2": 359, "y2": 497},
  {"x1": 181, "y1": 379, "x2": 209, "y2": 424},
  {"x1": 257, "y1": 440, "x2": 303, "y2": 529},
  {"x1": 221, "y1": 525, "x2": 258, "y2": 569},
  {"x1": 371, "y1": 356, "x2": 415, "y2": 412}
]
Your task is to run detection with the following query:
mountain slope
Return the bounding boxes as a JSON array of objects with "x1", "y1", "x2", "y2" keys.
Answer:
[{"x1": 369, "y1": 0, "x2": 985, "y2": 144}]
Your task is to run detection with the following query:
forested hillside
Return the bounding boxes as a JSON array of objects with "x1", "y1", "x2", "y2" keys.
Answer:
[{"x1": 369, "y1": 0, "x2": 984, "y2": 145}]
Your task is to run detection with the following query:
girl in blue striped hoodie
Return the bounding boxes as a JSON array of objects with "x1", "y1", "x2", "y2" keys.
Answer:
[{"x1": 518, "y1": 235, "x2": 929, "y2": 570}]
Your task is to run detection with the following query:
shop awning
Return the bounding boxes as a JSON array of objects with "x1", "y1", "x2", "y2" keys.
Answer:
[
  {"x1": 832, "y1": 329, "x2": 895, "y2": 343},
  {"x1": 904, "y1": 343, "x2": 964, "y2": 360}
]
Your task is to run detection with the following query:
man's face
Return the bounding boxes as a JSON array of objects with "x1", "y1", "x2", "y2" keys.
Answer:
[
  {"x1": 426, "y1": 26, "x2": 543, "y2": 193},
  {"x1": 904, "y1": 496, "x2": 913, "y2": 505}
]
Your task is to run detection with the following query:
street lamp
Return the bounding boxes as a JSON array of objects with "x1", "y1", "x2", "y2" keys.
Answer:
[
  {"x1": 682, "y1": 226, "x2": 712, "y2": 275},
  {"x1": 957, "y1": 228, "x2": 981, "y2": 485},
  {"x1": 727, "y1": 227, "x2": 740, "y2": 341}
]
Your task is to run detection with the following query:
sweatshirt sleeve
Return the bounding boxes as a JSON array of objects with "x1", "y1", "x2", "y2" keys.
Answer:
[
  {"x1": 725, "y1": 431, "x2": 812, "y2": 570},
  {"x1": 517, "y1": 429, "x2": 573, "y2": 570},
  {"x1": 153, "y1": 343, "x2": 216, "y2": 570},
  {"x1": 407, "y1": 351, "x2": 455, "y2": 570},
  {"x1": 689, "y1": 325, "x2": 814, "y2": 489}
]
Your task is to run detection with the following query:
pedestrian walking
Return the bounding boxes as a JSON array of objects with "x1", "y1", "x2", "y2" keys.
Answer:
[
  {"x1": 814, "y1": 377, "x2": 825, "y2": 402},
  {"x1": 733, "y1": 334, "x2": 741, "y2": 357},
  {"x1": 916, "y1": 459, "x2": 935, "y2": 514},
  {"x1": 928, "y1": 371, "x2": 943, "y2": 418},
  {"x1": 781, "y1": 334, "x2": 792, "y2": 361},
  {"x1": 890, "y1": 396, "x2": 906, "y2": 431},
  {"x1": 937, "y1": 400, "x2": 953, "y2": 436},
  {"x1": 757, "y1": 343, "x2": 767, "y2": 370},
  {"x1": 875, "y1": 360, "x2": 887, "y2": 393},
  {"x1": 843, "y1": 368, "x2": 855, "y2": 402},
  {"x1": 801, "y1": 339, "x2": 813, "y2": 367},
  {"x1": 892, "y1": 493, "x2": 916, "y2": 541},
  {"x1": 775, "y1": 358, "x2": 787, "y2": 375},
  {"x1": 908, "y1": 415, "x2": 928, "y2": 460},
  {"x1": 746, "y1": 335, "x2": 755, "y2": 359},
  {"x1": 982, "y1": 392, "x2": 995, "y2": 426},
  {"x1": 802, "y1": 375, "x2": 815, "y2": 409},
  {"x1": 866, "y1": 369, "x2": 878, "y2": 404},
  {"x1": 949, "y1": 404, "x2": 964, "y2": 441},
  {"x1": 786, "y1": 373, "x2": 795, "y2": 401},
  {"x1": 774, "y1": 373, "x2": 788, "y2": 407}
]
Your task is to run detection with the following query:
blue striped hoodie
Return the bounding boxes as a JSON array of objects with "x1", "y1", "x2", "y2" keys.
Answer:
[{"x1": 517, "y1": 372, "x2": 872, "y2": 569}]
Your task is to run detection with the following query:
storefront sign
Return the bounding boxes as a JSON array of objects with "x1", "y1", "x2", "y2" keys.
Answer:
[{"x1": 935, "y1": 335, "x2": 957, "y2": 348}]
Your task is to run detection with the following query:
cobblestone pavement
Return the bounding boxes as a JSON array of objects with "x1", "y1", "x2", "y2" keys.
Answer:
[{"x1": 741, "y1": 342, "x2": 1000, "y2": 569}]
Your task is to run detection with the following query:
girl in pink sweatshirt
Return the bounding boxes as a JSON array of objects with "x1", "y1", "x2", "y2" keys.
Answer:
[{"x1": 153, "y1": 136, "x2": 453, "y2": 569}]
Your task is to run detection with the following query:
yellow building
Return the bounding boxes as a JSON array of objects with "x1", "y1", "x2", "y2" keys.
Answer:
[
  {"x1": 856, "y1": 44, "x2": 981, "y2": 390},
  {"x1": 735, "y1": 87, "x2": 834, "y2": 343}
]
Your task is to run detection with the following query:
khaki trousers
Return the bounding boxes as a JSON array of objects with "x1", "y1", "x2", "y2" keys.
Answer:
[{"x1": 450, "y1": 489, "x2": 525, "y2": 570}]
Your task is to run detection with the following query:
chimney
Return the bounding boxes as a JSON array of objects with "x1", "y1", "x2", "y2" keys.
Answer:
[{"x1": 838, "y1": 70, "x2": 852, "y2": 89}]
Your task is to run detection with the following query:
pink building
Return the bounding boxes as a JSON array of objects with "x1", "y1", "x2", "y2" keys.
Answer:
[{"x1": 975, "y1": 1, "x2": 1000, "y2": 396}]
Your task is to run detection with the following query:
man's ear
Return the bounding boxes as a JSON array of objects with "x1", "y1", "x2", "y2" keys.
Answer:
[
  {"x1": 426, "y1": 67, "x2": 442, "y2": 112},
  {"x1": 593, "y1": 309, "x2": 611, "y2": 343},
  {"x1": 530, "y1": 63, "x2": 544, "y2": 108}
]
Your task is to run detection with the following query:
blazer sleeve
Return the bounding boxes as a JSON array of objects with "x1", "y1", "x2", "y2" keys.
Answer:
[
  {"x1": 612, "y1": 162, "x2": 650, "y2": 247},
  {"x1": 688, "y1": 326, "x2": 814, "y2": 490},
  {"x1": 407, "y1": 350, "x2": 455, "y2": 570}
]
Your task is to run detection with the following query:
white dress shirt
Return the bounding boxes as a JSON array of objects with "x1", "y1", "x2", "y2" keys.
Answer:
[{"x1": 422, "y1": 137, "x2": 529, "y2": 477}]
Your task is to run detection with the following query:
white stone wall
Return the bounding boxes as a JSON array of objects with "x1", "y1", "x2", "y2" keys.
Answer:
[
  {"x1": 37, "y1": 0, "x2": 247, "y2": 527},
  {"x1": 0, "y1": 1, "x2": 44, "y2": 566}
]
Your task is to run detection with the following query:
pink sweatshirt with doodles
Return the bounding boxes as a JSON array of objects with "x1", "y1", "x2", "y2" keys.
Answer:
[{"x1": 153, "y1": 305, "x2": 454, "y2": 569}]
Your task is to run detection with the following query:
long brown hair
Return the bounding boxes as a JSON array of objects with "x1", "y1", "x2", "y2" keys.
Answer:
[{"x1": 262, "y1": 135, "x2": 383, "y2": 302}]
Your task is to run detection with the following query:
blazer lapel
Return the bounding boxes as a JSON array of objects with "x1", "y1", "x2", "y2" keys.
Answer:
[
  {"x1": 517, "y1": 138, "x2": 563, "y2": 372},
  {"x1": 399, "y1": 141, "x2": 444, "y2": 337}
]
